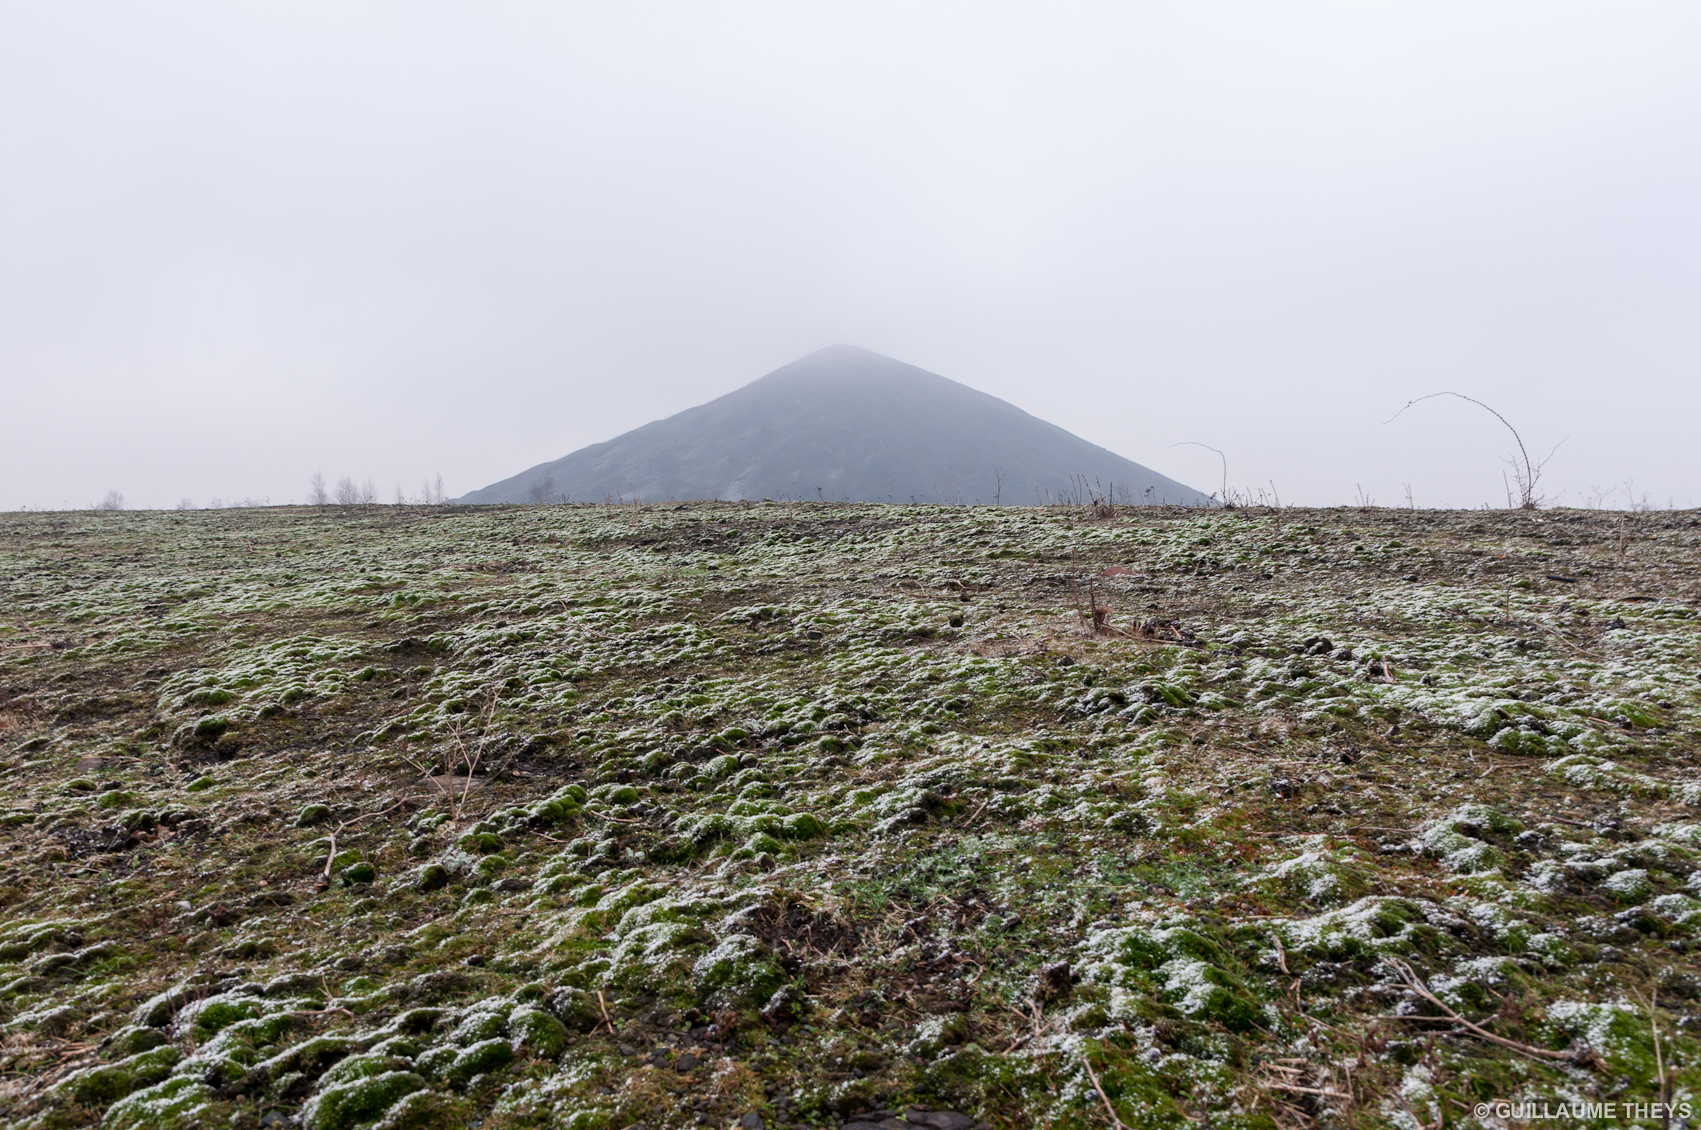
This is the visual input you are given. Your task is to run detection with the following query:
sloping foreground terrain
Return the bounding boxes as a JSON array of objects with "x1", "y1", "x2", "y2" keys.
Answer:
[{"x1": 1, "y1": 502, "x2": 1699, "y2": 1130}]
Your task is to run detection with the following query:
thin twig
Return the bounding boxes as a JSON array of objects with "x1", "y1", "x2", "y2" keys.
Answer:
[
  {"x1": 596, "y1": 989, "x2": 615, "y2": 1034},
  {"x1": 1643, "y1": 985, "x2": 1670, "y2": 1126},
  {"x1": 1081, "y1": 1052, "x2": 1131, "y2": 1130},
  {"x1": 1383, "y1": 960, "x2": 1585, "y2": 1064},
  {"x1": 583, "y1": 810, "x2": 644, "y2": 824},
  {"x1": 1265, "y1": 1081, "x2": 1350, "y2": 1099},
  {"x1": 1170, "y1": 441, "x2": 1228, "y2": 505},
  {"x1": 318, "y1": 800, "x2": 408, "y2": 885},
  {"x1": 1532, "y1": 620, "x2": 1602, "y2": 658}
]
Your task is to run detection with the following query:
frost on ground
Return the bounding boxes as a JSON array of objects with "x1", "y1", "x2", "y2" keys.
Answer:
[{"x1": 0, "y1": 501, "x2": 1698, "y2": 1129}]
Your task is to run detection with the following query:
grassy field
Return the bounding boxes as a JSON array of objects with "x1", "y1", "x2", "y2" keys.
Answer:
[{"x1": 2, "y1": 501, "x2": 1699, "y2": 1130}]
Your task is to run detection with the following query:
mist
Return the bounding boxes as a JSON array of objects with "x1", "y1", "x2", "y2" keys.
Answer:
[{"x1": 3, "y1": 3, "x2": 1698, "y2": 511}]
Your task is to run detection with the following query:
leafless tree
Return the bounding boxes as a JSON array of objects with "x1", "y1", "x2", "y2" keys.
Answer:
[
  {"x1": 94, "y1": 490, "x2": 125, "y2": 511},
  {"x1": 359, "y1": 478, "x2": 377, "y2": 504},
  {"x1": 419, "y1": 475, "x2": 446, "y2": 505},
  {"x1": 176, "y1": 498, "x2": 196, "y2": 511},
  {"x1": 527, "y1": 474, "x2": 558, "y2": 504},
  {"x1": 308, "y1": 472, "x2": 330, "y2": 506},
  {"x1": 333, "y1": 476, "x2": 360, "y2": 505},
  {"x1": 993, "y1": 466, "x2": 1005, "y2": 506}
]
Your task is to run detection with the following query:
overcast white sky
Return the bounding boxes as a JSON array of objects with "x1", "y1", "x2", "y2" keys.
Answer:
[{"x1": 3, "y1": 3, "x2": 1697, "y2": 510}]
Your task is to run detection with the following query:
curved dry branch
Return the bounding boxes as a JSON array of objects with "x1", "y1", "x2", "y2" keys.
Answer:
[
  {"x1": 1382, "y1": 959, "x2": 1593, "y2": 1065},
  {"x1": 1170, "y1": 441, "x2": 1227, "y2": 504},
  {"x1": 1386, "y1": 392, "x2": 1545, "y2": 508}
]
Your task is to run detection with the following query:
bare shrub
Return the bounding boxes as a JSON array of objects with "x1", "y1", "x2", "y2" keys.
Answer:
[
  {"x1": 1387, "y1": 392, "x2": 1563, "y2": 510},
  {"x1": 308, "y1": 472, "x2": 330, "y2": 506},
  {"x1": 333, "y1": 476, "x2": 360, "y2": 506},
  {"x1": 1077, "y1": 475, "x2": 1116, "y2": 520},
  {"x1": 527, "y1": 474, "x2": 558, "y2": 504},
  {"x1": 176, "y1": 498, "x2": 196, "y2": 511},
  {"x1": 93, "y1": 490, "x2": 124, "y2": 511},
  {"x1": 1582, "y1": 480, "x2": 1661, "y2": 512},
  {"x1": 396, "y1": 690, "x2": 506, "y2": 824},
  {"x1": 1072, "y1": 575, "x2": 1113, "y2": 634}
]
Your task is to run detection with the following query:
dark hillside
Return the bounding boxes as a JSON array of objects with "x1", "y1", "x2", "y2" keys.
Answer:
[{"x1": 458, "y1": 346, "x2": 1211, "y2": 506}]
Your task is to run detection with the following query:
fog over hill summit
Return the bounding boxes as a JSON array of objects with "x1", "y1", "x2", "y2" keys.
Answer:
[{"x1": 459, "y1": 346, "x2": 1210, "y2": 506}]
